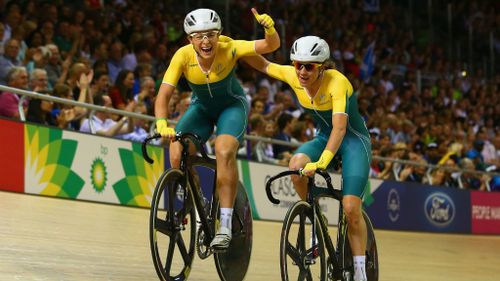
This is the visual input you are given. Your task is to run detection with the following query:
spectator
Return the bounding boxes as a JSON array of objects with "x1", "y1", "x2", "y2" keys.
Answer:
[
  {"x1": 116, "y1": 101, "x2": 152, "y2": 143},
  {"x1": 459, "y1": 158, "x2": 487, "y2": 191},
  {"x1": 0, "y1": 66, "x2": 29, "y2": 119},
  {"x1": 2, "y1": 6, "x2": 21, "y2": 42},
  {"x1": 88, "y1": 40, "x2": 108, "y2": 65},
  {"x1": 108, "y1": 69, "x2": 134, "y2": 110},
  {"x1": 466, "y1": 139, "x2": 486, "y2": 170},
  {"x1": 273, "y1": 113, "x2": 294, "y2": 160},
  {"x1": 58, "y1": 61, "x2": 83, "y2": 98},
  {"x1": 430, "y1": 157, "x2": 460, "y2": 187},
  {"x1": 0, "y1": 38, "x2": 22, "y2": 84},
  {"x1": 107, "y1": 40, "x2": 124, "y2": 84},
  {"x1": 151, "y1": 43, "x2": 168, "y2": 80},
  {"x1": 290, "y1": 121, "x2": 310, "y2": 145},
  {"x1": 79, "y1": 94, "x2": 134, "y2": 137},
  {"x1": 399, "y1": 156, "x2": 428, "y2": 183},
  {"x1": 26, "y1": 91, "x2": 56, "y2": 126},
  {"x1": 90, "y1": 71, "x2": 110, "y2": 98},
  {"x1": 134, "y1": 76, "x2": 156, "y2": 115},
  {"x1": 424, "y1": 142, "x2": 443, "y2": 165},
  {"x1": 252, "y1": 116, "x2": 289, "y2": 166},
  {"x1": 44, "y1": 44, "x2": 63, "y2": 88},
  {"x1": 121, "y1": 40, "x2": 151, "y2": 72},
  {"x1": 29, "y1": 68, "x2": 49, "y2": 91},
  {"x1": 132, "y1": 63, "x2": 152, "y2": 96},
  {"x1": 0, "y1": 23, "x2": 5, "y2": 54}
]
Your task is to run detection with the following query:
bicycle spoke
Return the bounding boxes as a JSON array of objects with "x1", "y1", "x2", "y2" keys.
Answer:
[
  {"x1": 286, "y1": 241, "x2": 302, "y2": 266},
  {"x1": 304, "y1": 268, "x2": 313, "y2": 281},
  {"x1": 298, "y1": 212, "x2": 306, "y2": 252},
  {"x1": 297, "y1": 268, "x2": 308, "y2": 281},
  {"x1": 164, "y1": 233, "x2": 177, "y2": 274},
  {"x1": 177, "y1": 234, "x2": 190, "y2": 264}
]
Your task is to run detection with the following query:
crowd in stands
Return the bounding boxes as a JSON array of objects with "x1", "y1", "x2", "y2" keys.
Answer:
[{"x1": 0, "y1": 0, "x2": 498, "y2": 191}]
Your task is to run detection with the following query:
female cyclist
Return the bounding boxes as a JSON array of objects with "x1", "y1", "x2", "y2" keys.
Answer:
[
  {"x1": 242, "y1": 36, "x2": 371, "y2": 281},
  {"x1": 154, "y1": 8, "x2": 280, "y2": 251}
]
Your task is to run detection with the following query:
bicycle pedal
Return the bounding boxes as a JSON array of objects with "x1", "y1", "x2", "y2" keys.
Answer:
[{"x1": 211, "y1": 247, "x2": 228, "y2": 253}]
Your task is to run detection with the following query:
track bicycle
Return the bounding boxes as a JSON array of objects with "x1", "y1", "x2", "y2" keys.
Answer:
[
  {"x1": 265, "y1": 169, "x2": 378, "y2": 281},
  {"x1": 142, "y1": 132, "x2": 253, "y2": 281}
]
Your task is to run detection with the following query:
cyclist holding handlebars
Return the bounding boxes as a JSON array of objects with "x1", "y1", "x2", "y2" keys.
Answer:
[
  {"x1": 154, "y1": 8, "x2": 280, "y2": 251},
  {"x1": 242, "y1": 36, "x2": 371, "y2": 281}
]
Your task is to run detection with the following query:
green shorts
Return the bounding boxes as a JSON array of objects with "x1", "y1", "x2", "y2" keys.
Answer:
[
  {"x1": 175, "y1": 98, "x2": 248, "y2": 143},
  {"x1": 295, "y1": 132, "x2": 371, "y2": 197}
]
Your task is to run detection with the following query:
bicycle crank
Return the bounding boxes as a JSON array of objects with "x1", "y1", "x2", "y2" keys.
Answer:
[{"x1": 196, "y1": 227, "x2": 213, "y2": 259}]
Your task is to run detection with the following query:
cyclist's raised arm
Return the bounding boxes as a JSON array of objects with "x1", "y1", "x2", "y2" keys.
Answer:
[{"x1": 251, "y1": 8, "x2": 280, "y2": 54}]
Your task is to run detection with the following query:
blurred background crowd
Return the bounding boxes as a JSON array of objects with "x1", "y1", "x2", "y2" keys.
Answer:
[{"x1": 0, "y1": 0, "x2": 499, "y2": 191}]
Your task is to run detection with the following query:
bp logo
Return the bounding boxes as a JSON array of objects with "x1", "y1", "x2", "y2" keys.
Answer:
[
  {"x1": 424, "y1": 192, "x2": 455, "y2": 227},
  {"x1": 387, "y1": 188, "x2": 400, "y2": 222},
  {"x1": 90, "y1": 158, "x2": 108, "y2": 193}
]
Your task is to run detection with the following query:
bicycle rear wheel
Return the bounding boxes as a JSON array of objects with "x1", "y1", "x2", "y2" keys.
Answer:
[
  {"x1": 280, "y1": 201, "x2": 327, "y2": 281},
  {"x1": 150, "y1": 168, "x2": 196, "y2": 281},
  {"x1": 214, "y1": 181, "x2": 253, "y2": 281},
  {"x1": 339, "y1": 210, "x2": 379, "y2": 281}
]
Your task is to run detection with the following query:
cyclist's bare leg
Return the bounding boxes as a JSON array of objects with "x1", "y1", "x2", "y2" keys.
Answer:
[
  {"x1": 210, "y1": 134, "x2": 239, "y2": 250},
  {"x1": 169, "y1": 140, "x2": 195, "y2": 168},
  {"x1": 343, "y1": 195, "x2": 367, "y2": 254},
  {"x1": 343, "y1": 195, "x2": 368, "y2": 280},
  {"x1": 214, "y1": 134, "x2": 239, "y2": 208},
  {"x1": 169, "y1": 140, "x2": 200, "y2": 186},
  {"x1": 289, "y1": 153, "x2": 311, "y2": 200}
]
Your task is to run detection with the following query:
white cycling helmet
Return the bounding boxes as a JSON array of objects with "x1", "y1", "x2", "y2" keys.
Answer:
[
  {"x1": 290, "y1": 36, "x2": 330, "y2": 63},
  {"x1": 184, "y1": 8, "x2": 221, "y2": 34}
]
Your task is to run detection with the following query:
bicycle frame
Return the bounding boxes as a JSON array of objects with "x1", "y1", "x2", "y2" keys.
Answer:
[
  {"x1": 142, "y1": 133, "x2": 218, "y2": 242},
  {"x1": 266, "y1": 169, "x2": 346, "y2": 278}
]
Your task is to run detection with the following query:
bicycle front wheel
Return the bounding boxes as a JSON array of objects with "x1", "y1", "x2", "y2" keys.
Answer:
[
  {"x1": 150, "y1": 168, "x2": 196, "y2": 281},
  {"x1": 280, "y1": 201, "x2": 327, "y2": 281}
]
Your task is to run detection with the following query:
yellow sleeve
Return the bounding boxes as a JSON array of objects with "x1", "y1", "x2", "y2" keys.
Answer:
[
  {"x1": 218, "y1": 35, "x2": 233, "y2": 42},
  {"x1": 330, "y1": 76, "x2": 352, "y2": 113},
  {"x1": 266, "y1": 63, "x2": 294, "y2": 84},
  {"x1": 162, "y1": 48, "x2": 186, "y2": 86},
  {"x1": 232, "y1": 40, "x2": 257, "y2": 58}
]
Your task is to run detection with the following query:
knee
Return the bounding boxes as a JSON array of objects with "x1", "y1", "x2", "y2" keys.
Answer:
[
  {"x1": 343, "y1": 199, "x2": 362, "y2": 224},
  {"x1": 289, "y1": 154, "x2": 308, "y2": 170},
  {"x1": 216, "y1": 146, "x2": 236, "y2": 163}
]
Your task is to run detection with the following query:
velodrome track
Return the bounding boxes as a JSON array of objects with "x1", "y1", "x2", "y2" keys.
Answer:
[{"x1": 1, "y1": 191, "x2": 499, "y2": 281}]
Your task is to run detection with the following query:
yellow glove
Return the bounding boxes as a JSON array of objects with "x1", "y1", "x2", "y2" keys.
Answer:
[
  {"x1": 303, "y1": 150, "x2": 335, "y2": 173},
  {"x1": 251, "y1": 8, "x2": 275, "y2": 35},
  {"x1": 155, "y1": 118, "x2": 176, "y2": 137}
]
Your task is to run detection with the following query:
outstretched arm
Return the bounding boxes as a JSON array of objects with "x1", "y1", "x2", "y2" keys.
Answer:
[
  {"x1": 240, "y1": 55, "x2": 271, "y2": 74},
  {"x1": 251, "y1": 8, "x2": 280, "y2": 54}
]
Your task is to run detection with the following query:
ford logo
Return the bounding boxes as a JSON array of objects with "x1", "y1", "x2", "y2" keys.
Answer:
[
  {"x1": 424, "y1": 192, "x2": 455, "y2": 227},
  {"x1": 387, "y1": 188, "x2": 400, "y2": 222}
]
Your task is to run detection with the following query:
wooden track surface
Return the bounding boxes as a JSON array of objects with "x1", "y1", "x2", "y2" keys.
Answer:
[{"x1": 1, "y1": 191, "x2": 499, "y2": 281}]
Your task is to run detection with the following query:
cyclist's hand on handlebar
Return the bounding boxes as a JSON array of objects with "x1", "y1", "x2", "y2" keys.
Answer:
[
  {"x1": 302, "y1": 162, "x2": 318, "y2": 177},
  {"x1": 155, "y1": 118, "x2": 176, "y2": 138},
  {"x1": 251, "y1": 8, "x2": 276, "y2": 35},
  {"x1": 301, "y1": 150, "x2": 335, "y2": 176}
]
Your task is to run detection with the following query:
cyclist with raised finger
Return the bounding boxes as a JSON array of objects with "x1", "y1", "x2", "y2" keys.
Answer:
[
  {"x1": 154, "y1": 8, "x2": 280, "y2": 251},
  {"x1": 242, "y1": 36, "x2": 371, "y2": 281}
]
